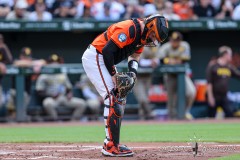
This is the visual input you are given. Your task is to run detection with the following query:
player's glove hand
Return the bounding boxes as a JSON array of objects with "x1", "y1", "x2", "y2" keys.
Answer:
[{"x1": 115, "y1": 72, "x2": 136, "y2": 99}]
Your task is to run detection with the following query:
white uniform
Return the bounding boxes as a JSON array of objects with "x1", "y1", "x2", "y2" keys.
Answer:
[{"x1": 82, "y1": 45, "x2": 114, "y2": 106}]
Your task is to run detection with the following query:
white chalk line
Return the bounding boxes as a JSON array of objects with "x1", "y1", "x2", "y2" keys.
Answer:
[
  {"x1": 28, "y1": 156, "x2": 59, "y2": 159},
  {"x1": 3, "y1": 156, "x2": 99, "y2": 160},
  {"x1": 19, "y1": 149, "x2": 83, "y2": 152},
  {"x1": 34, "y1": 145, "x2": 102, "y2": 148},
  {"x1": 0, "y1": 151, "x2": 15, "y2": 155},
  {"x1": 27, "y1": 156, "x2": 101, "y2": 160}
]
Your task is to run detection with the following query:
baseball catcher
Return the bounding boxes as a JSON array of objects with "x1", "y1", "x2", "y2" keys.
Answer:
[{"x1": 82, "y1": 14, "x2": 169, "y2": 157}]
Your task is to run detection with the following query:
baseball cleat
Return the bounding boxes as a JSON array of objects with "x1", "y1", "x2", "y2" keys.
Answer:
[
  {"x1": 185, "y1": 112, "x2": 194, "y2": 120},
  {"x1": 101, "y1": 142, "x2": 134, "y2": 157}
]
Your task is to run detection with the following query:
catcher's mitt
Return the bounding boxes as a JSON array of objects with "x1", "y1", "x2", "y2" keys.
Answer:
[{"x1": 115, "y1": 72, "x2": 136, "y2": 98}]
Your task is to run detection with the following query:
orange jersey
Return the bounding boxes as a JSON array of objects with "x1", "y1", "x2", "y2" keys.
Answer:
[
  {"x1": 173, "y1": 3, "x2": 194, "y2": 20},
  {"x1": 81, "y1": 0, "x2": 103, "y2": 8},
  {"x1": 92, "y1": 19, "x2": 144, "y2": 61}
]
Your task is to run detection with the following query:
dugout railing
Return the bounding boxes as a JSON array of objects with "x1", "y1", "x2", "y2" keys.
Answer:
[{"x1": 0, "y1": 64, "x2": 187, "y2": 122}]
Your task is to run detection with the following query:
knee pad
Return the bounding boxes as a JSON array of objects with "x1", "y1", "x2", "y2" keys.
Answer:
[
  {"x1": 43, "y1": 98, "x2": 54, "y2": 107},
  {"x1": 104, "y1": 89, "x2": 127, "y2": 106}
]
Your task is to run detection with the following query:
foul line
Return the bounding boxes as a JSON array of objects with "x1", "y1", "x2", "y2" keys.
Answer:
[{"x1": 4, "y1": 156, "x2": 101, "y2": 160}]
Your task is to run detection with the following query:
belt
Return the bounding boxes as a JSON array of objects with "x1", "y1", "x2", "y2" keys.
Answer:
[{"x1": 88, "y1": 44, "x2": 101, "y2": 54}]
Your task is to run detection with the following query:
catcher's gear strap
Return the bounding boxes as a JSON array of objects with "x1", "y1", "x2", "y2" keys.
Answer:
[
  {"x1": 104, "y1": 89, "x2": 127, "y2": 107},
  {"x1": 128, "y1": 60, "x2": 138, "y2": 76},
  {"x1": 102, "y1": 40, "x2": 118, "y2": 76}
]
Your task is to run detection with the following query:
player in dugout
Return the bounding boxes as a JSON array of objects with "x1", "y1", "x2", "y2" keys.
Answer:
[
  {"x1": 82, "y1": 14, "x2": 169, "y2": 157},
  {"x1": 206, "y1": 46, "x2": 240, "y2": 118}
]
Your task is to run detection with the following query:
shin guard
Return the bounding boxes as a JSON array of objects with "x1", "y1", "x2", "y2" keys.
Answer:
[{"x1": 104, "y1": 101, "x2": 125, "y2": 146}]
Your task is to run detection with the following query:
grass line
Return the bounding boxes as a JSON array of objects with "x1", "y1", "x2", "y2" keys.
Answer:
[{"x1": 209, "y1": 154, "x2": 240, "y2": 160}]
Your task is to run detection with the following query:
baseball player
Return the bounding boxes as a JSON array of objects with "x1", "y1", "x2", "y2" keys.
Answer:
[
  {"x1": 82, "y1": 14, "x2": 169, "y2": 157},
  {"x1": 0, "y1": 34, "x2": 12, "y2": 109},
  {"x1": 206, "y1": 46, "x2": 240, "y2": 118},
  {"x1": 36, "y1": 54, "x2": 86, "y2": 121},
  {"x1": 157, "y1": 31, "x2": 196, "y2": 120}
]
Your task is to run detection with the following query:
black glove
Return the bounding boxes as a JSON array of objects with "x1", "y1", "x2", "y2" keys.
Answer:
[{"x1": 115, "y1": 72, "x2": 136, "y2": 98}]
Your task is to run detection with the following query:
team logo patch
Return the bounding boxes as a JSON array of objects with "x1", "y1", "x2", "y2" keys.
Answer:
[{"x1": 118, "y1": 33, "x2": 127, "y2": 42}]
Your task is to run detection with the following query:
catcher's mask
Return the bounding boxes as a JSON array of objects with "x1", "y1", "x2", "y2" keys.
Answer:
[{"x1": 141, "y1": 14, "x2": 169, "y2": 47}]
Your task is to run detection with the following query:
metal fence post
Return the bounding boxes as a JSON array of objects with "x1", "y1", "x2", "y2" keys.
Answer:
[
  {"x1": 177, "y1": 72, "x2": 186, "y2": 119},
  {"x1": 15, "y1": 73, "x2": 27, "y2": 122}
]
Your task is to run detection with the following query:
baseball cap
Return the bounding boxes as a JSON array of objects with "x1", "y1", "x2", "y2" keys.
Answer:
[
  {"x1": 170, "y1": 31, "x2": 183, "y2": 41},
  {"x1": 15, "y1": 0, "x2": 28, "y2": 9},
  {"x1": 48, "y1": 54, "x2": 64, "y2": 63},
  {"x1": 218, "y1": 46, "x2": 232, "y2": 57},
  {"x1": 36, "y1": 0, "x2": 45, "y2": 4},
  {"x1": 20, "y1": 47, "x2": 32, "y2": 58}
]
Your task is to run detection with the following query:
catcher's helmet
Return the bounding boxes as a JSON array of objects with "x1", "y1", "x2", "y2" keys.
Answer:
[{"x1": 141, "y1": 14, "x2": 169, "y2": 47}]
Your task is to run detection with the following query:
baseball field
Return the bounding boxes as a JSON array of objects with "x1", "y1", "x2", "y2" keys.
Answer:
[{"x1": 0, "y1": 119, "x2": 239, "y2": 160}]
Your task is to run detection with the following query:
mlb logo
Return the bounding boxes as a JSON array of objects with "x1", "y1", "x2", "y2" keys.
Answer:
[{"x1": 118, "y1": 33, "x2": 127, "y2": 42}]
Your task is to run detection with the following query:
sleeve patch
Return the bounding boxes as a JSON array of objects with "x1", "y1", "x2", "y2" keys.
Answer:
[{"x1": 118, "y1": 33, "x2": 127, "y2": 42}]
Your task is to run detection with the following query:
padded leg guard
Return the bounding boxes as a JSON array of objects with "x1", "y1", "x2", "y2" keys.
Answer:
[
  {"x1": 104, "y1": 102, "x2": 125, "y2": 146},
  {"x1": 102, "y1": 93, "x2": 133, "y2": 157},
  {"x1": 109, "y1": 102, "x2": 124, "y2": 145}
]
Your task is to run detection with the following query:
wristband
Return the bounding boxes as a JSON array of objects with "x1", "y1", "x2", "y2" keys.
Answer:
[{"x1": 128, "y1": 60, "x2": 138, "y2": 75}]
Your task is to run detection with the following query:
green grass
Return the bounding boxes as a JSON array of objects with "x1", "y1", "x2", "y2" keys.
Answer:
[
  {"x1": 0, "y1": 123, "x2": 239, "y2": 143},
  {"x1": 209, "y1": 154, "x2": 240, "y2": 160}
]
